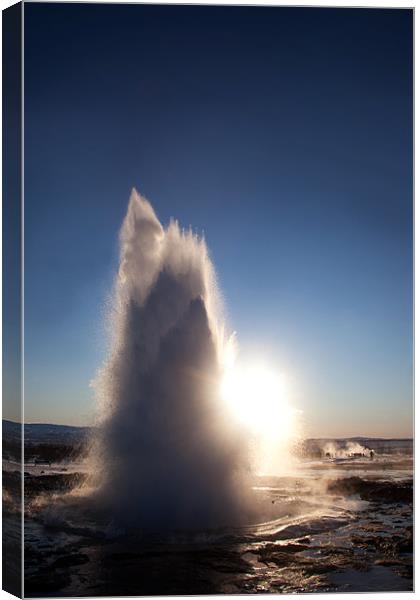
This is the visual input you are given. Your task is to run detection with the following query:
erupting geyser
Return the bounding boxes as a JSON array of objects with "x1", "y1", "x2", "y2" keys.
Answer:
[{"x1": 93, "y1": 190, "x2": 250, "y2": 531}]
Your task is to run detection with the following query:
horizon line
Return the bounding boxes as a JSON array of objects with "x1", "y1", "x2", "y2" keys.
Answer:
[{"x1": 2, "y1": 418, "x2": 414, "y2": 441}]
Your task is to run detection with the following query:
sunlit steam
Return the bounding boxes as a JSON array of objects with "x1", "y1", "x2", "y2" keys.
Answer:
[
  {"x1": 92, "y1": 190, "x2": 251, "y2": 531},
  {"x1": 221, "y1": 364, "x2": 295, "y2": 441}
]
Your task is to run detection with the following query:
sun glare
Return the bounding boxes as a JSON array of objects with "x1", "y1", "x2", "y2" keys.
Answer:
[{"x1": 221, "y1": 363, "x2": 296, "y2": 443}]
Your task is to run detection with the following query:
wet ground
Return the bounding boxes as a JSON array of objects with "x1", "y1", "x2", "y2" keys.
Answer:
[{"x1": 3, "y1": 454, "x2": 413, "y2": 596}]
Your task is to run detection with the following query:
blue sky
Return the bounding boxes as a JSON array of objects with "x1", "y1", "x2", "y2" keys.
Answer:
[{"x1": 17, "y1": 5, "x2": 412, "y2": 437}]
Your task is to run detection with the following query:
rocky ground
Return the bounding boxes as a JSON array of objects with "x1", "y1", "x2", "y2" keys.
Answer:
[{"x1": 6, "y1": 468, "x2": 411, "y2": 596}]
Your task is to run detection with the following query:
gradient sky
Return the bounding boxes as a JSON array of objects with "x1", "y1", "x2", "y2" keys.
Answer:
[{"x1": 16, "y1": 4, "x2": 413, "y2": 437}]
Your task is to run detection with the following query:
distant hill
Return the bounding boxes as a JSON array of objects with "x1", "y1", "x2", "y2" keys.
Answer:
[
  {"x1": 3, "y1": 420, "x2": 413, "y2": 460},
  {"x1": 3, "y1": 419, "x2": 92, "y2": 446}
]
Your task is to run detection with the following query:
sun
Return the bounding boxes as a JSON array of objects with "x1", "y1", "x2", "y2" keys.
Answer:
[{"x1": 220, "y1": 362, "x2": 296, "y2": 443}]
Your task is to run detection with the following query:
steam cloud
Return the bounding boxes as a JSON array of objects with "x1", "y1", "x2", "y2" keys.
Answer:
[
  {"x1": 322, "y1": 441, "x2": 370, "y2": 459},
  {"x1": 93, "y1": 190, "x2": 249, "y2": 531}
]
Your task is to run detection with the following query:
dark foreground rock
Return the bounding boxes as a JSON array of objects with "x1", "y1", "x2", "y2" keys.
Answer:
[
  {"x1": 327, "y1": 477, "x2": 413, "y2": 504},
  {"x1": 18, "y1": 468, "x2": 413, "y2": 596},
  {"x1": 3, "y1": 470, "x2": 88, "y2": 500}
]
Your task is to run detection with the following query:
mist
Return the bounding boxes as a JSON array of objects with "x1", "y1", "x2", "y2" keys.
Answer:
[{"x1": 92, "y1": 190, "x2": 251, "y2": 531}]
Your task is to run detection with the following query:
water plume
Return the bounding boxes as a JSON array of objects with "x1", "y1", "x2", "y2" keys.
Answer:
[{"x1": 92, "y1": 189, "x2": 250, "y2": 531}]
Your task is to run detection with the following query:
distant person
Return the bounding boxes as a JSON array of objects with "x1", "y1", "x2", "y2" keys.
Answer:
[{"x1": 370, "y1": 449, "x2": 374, "y2": 461}]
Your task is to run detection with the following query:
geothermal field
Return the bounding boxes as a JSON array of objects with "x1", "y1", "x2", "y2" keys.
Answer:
[
  {"x1": 3, "y1": 433, "x2": 413, "y2": 596},
  {"x1": 3, "y1": 192, "x2": 413, "y2": 595}
]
